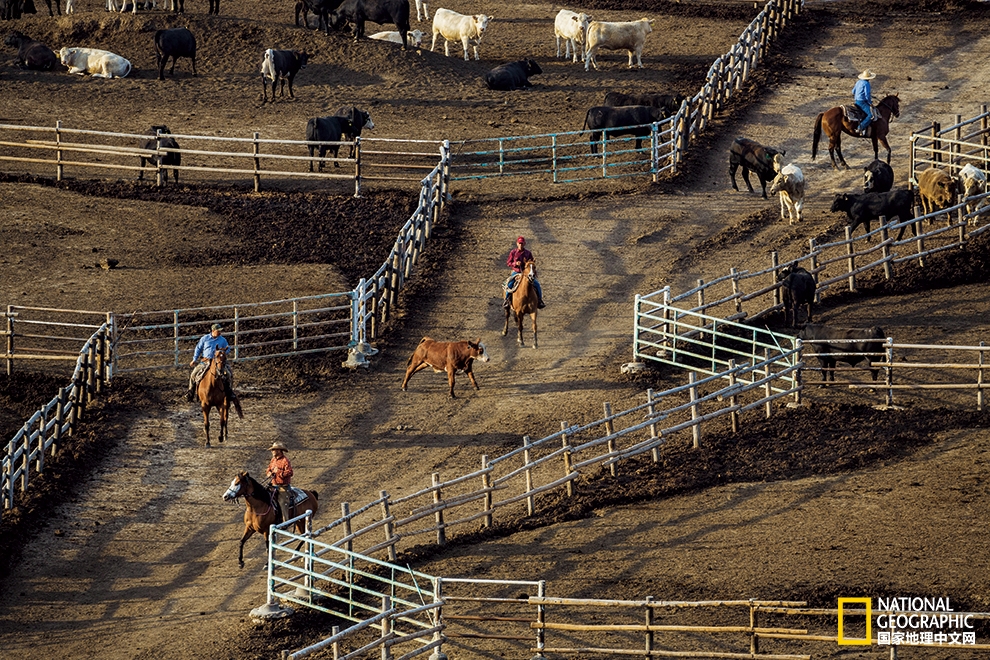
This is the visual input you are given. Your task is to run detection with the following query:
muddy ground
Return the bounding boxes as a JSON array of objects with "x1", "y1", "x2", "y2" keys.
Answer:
[{"x1": 1, "y1": 0, "x2": 990, "y2": 658}]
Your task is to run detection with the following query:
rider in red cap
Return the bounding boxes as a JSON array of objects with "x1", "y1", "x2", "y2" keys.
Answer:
[{"x1": 503, "y1": 236, "x2": 545, "y2": 309}]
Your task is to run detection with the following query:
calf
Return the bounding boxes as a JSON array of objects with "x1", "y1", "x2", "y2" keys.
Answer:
[
  {"x1": 728, "y1": 137, "x2": 784, "y2": 199},
  {"x1": 154, "y1": 27, "x2": 196, "y2": 80},
  {"x1": 957, "y1": 163, "x2": 988, "y2": 220},
  {"x1": 554, "y1": 9, "x2": 591, "y2": 63},
  {"x1": 777, "y1": 266, "x2": 815, "y2": 327},
  {"x1": 768, "y1": 162, "x2": 805, "y2": 225},
  {"x1": 401, "y1": 337, "x2": 489, "y2": 398},
  {"x1": 830, "y1": 190, "x2": 916, "y2": 240},
  {"x1": 332, "y1": 0, "x2": 412, "y2": 49},
  {"x1": 4, "y1": 31, "x2": 57, "y2": 70},
  {"x1": 306, "y1": 116, "x2": 350, "y2": 171},
  {"x1": 369, "y1": 29, "x2": 424, "y2": 47},
  {"x1": 333, "y1": 106, "x2": 374, "y2": 157},
  {"x1": 798, "y1": 324, "x2": 886, "y2": 383},
  {"x1": 138, "y1": 125, "x2": 181, "y2": 185},
  {"x1": 431, "y1": 8, "x2": 491, "y2": 61},
  {"x1": 584, "y1": 18, "x2": 654, "y2": 72},
  {"x1": 59, "y1": 47, "x2": 131, "y2": 78},
  {"x1": 863, "y1": 159, "x2": 894, "y2": 194},
  {"x1": 583, "y1": 105, "x2": 665, "y2": 154},
  {"x1": 917, "y1": 166, "x2": 957, "y2": 217},
  {"x1": 261, "y1": 49, "x2": 308, "y2": 103},
  {"x1": 604, "y1": 91, "x2": 684, "y2": 118},
  {"x1": 296, "y1": 0, "x2": 341, "y2": 32},
  {"x1": 484, "y1": 59, "x2": 542, "y2": 91}
]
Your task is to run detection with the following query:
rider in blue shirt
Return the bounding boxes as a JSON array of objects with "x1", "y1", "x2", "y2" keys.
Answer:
[
  {"x1": 187, "y1": 323, "x2": 237, "y2": 401},
  {"x1": 852, "y1": 69, "x2": 876, "y2": 136}
]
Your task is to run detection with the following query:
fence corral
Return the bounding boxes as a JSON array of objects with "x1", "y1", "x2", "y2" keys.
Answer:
[{"x1": 910, "y1": 104, "x2": 990, "y2": 183}]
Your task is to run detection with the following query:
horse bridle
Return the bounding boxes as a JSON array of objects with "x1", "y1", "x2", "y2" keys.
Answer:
[{"x1": 877, "y1": 96, "x2": 898, "y2": 118}]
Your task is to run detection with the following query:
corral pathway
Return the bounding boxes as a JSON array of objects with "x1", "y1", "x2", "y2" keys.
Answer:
[{"x1": 3, "y1": 8, "x2": 990, "y2": 659}]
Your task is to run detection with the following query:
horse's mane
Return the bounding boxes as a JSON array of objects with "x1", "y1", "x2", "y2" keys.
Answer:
[{"x1": 243, "y1": 472, "x2": 267, "y2": 501}]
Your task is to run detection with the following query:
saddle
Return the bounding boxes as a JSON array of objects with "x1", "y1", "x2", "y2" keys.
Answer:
[
  {"x1": 503, "y1": 272, "x2": 534, "y2": 294},
  {"x1": 842, "y1": 104, "x2": 872, "y2": 124}
]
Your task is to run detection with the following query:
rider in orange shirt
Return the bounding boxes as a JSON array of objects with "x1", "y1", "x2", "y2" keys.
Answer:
[{"x1": 266, "y1": 441, "x2": 294, "y2": 523}]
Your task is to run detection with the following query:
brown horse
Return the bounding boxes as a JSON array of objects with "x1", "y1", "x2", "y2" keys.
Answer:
[
  {"x1": 812, "y1": 94, "x2": 900, "y2": 170},
  {"x1": 198, "y1": 348, "x2": 243, "y2": 447},
  {"x1": 222, "y1": 471, "x2": 320, "y2": 568},
  {"x1": 503, "y1": 260, "x2": 539, "y2": 348}
]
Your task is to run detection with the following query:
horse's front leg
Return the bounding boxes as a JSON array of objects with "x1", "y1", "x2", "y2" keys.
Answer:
[
  {"x1": 531, "y1": 312, "x2": 538, "y2": 349},
  {"x1": 516, "y1": 309, "x2": 525, "y2": 347},
  {"x1": 219, "y1": 403, "x2": 228, "y2": 443},
  {"x1": 202, "y1": 406, "x2": 211, "y2": 448},
  {"x1": 239, "y1": 527, "x2": 255, "y2": 568},
  {"x1": 835, "y1": 141, "x2": 849, "y2": 170},
  {"x1": 502, "y1": 305, "x2": 510, "y2": 336},
  {"x1": 872, "y1": 136, "x2": 880, "y2": 162}
]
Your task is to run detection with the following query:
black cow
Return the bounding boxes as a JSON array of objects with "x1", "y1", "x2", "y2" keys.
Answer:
[
  {"x1": 798, "y1": 324, "x2": 886, "y2": 382},
  {"x1": 333, "y1": 106, "x2": 374, "y2": 157},
  {"x1": 154, "y1": 28, "x2": 196, "y2": 81},
  {"x1": 208, "y1": 0, "x2": 218, "y2": 15},
  {"x1": 4, "y1": 31, "x2": 56, "y2": 70},
  {"x1": 306, "y1": 116, "x2": 352, "y2": 171},
  {"x1": 778, "y1": 266, "x2": 816, "y2": 328},
  {"x1": 296, "y1": 0, "x2": 343, "y2": 33},
  {"x1": 0, "y1": 0, "x2": 36, "y2": 21},
  {"x1": 863, "y1": 159, "x2": 894, "y2": 194},
  {"x1": 261, "y1": 49, "x2": 309, "y2": 103},
  {"x1": 603, "y1": 91, "x2": 684, "y2": 118},
  {"x1": 484, "y1": 59, "x2": 542, "y2": 91},
  {"x1": 331, "y1": 0, "x2": 411, "y2": 49},
  {"x1": 583, "y1": 105, "x2": 666, "y2": 154},
  {"x1": 138, "y1": 125, "x2": 181, "y2": 185},
  {"x1": 729, "y1": 137, "x2": 784, "y2": 199},
  {"x1": 830, "y1": 189, "x2": 916, "y2": 241}
]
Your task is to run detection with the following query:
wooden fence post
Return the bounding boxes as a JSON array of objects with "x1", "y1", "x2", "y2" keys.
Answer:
[
  {"x1": 432, "y1": 472, "x2": 445, "y2": 545},
  {"x1": 332, "y1": 626, "x2": 340, "y2": 660},
  {"x1": 523, "y1": 436, "x2": 534, "y2": 516},
  {"x1": 380, "y1": 490, "x2": 397, "y2": 561},
  {"x1": 481, "y1": 455, "x2": 492, "y2": 527},
  {"x1": 5, "y1": 312, "x2": 12, "y2": 376},
  {"x1": 645, "y1": 596, "x2": 654, "y2": 659},
  {"x1": 845, "y1": 226, "x2": 857, "y2": 292},
  {"x1": 560, "y1": 422, "x2": 573, "y2": 497},
  {"x1": 731, "y1": 268, "x2": 742, "y2": 314},
  {"x1": 696, "y1": 279, "x2": 705, "y2": 310},
  {"x1": 353, "y1": 138, "x2": 362, "y2": 198},
  {"x1": 750, "y1": 600, "x2": 759, "y2": 654},
  {"x1": 21, "y1": 420, "x2": 30, "y2": 491},
  {"x1": 381, "y1": 596, "x2": 392, "y2": 660},
  {"x1": 646, "y1": 389, "x2": 660, "y2": 463},
  {"x1": 55, "y1": 120, "x2": 63, "y2": 182},
  {"x1": 53, "y1": 386, "x2": 66, "y2": 454},
  {"x1": 253, "y1": 132, "x2": 261, "y2": 192},
  {"x1": 978, "y1": 342, "x2": 985, "y2": 412},
  {"x1": 603, "y1": 404, "x2": 616, "y2": 476},
  {"x1": 770, "y1": 251, "x2": 780, "y2": 306},
  {"x1": 535, "y1": 580, "x2": 546, "y2": 656},
  {"x1": 880, "y1": 218, "x2": 894, "y2": 280},
  {"x1": 885, "y1": 338, "x2": 894, "y2": 408},
  {"x1": 35, "y1": 407, "x2": 45, "y2": 473},
  {"x1": 156, "y1": 130, "x2": 164, "y2": 187},
  {"x1": 728, "y1": 360, "x2": 739, "y2": 433},
  {"x1": 689, "y1": 372, "x2": 700, "y2": 448}
]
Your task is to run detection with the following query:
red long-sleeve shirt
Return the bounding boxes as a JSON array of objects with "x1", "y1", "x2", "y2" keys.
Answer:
[
  {"x1": 267, "y1": 455, "x2": 293, "y2": 486},
  {"x1": 506, "y1": 247, "x2": 533, "y2": 273}
]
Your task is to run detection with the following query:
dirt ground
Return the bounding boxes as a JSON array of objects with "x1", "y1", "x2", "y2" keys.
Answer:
[{"x1": 2, "y1": 0, "x2": 990, "y2": 658}]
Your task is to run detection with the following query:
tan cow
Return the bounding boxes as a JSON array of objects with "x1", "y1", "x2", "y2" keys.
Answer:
[
  {"x1": 401, "y1": 337, "x2": 490, "y2": 398},
  {"x1": 584, "y1": 17, "x2": 654, "y2": 71},
  {"x1": 768, "y1": 161, "x2": 805, "y2": 224},
  {"x1": 917, "y1": 166, "x2": 957, "y2": 217},
  {"x1": 431, "y1": 8, "x2": 492, "y2": 61}
]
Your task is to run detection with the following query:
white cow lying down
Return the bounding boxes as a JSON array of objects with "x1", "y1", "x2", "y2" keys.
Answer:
[
  {"x1": 369, "y1": 30, "x2": 425, "y2": 47},
  {"x1": 60, "y1": 47, "x2": 132, "y2": 78}
]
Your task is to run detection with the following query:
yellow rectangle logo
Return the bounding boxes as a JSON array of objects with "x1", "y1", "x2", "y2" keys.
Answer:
[{"x1": 838, "y1": 598, "x2": 872, "y2": 645}]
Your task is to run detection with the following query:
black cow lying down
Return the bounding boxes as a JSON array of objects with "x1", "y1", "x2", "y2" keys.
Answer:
[
  {"x1": 5, "y1": 31, "x2": 57, "y2": 70},
  {"x1": 484, "y1": 59, "x2": 542, "y2": 91},
  {"x1": 798, "y1": 324, "x2": 886, "y2": 382}
]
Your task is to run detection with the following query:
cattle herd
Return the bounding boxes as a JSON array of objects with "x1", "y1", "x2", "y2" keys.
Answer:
[{"x1": 732, "y1": 114, "x2": 988, "y2": 384}]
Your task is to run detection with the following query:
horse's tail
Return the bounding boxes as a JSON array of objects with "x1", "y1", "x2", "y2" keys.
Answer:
[
  {"x1": 812, "y1": 112, "x2": 823, "y2": 161},
  {"x1": 232, "y1": 397, "x2": 244, "y2": 419}
]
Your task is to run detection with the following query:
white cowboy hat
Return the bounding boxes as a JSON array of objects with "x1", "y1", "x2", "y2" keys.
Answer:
[
  {"x1": 268, "y1": 441, "x2": 288, "y2": 452},
  {"x1": 858, "y1": 69, "x2": 876, "y2": 80}
]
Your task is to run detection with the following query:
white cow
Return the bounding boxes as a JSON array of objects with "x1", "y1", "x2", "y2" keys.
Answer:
[
  {"x1": 957, "y1": 163, "x2": 988, "y2": 221},
  {"x1": 768, "y1": 161, "x2": 805, "y2": 225},
  {"x1": 59, "y1": 47, "x2": 132, "y2": 78},
  {"x1": 584, "y1": 17, "x2": 654, "y2": 71},
  {"x1": 65, "y1": 0, "x2": 75, "y2": 13},
  {"x1": 431, "y1": 8, "x2": 492, "y2": 61},
  {"x1": 554, "y1": 9, "x2": 591, "y2": 64},
  {"x1": 370, "y1": 30, "x2": 426, "y2": 47},
  {"x1": 414, "y1": 0, "x2": 428, "y2": 21}
]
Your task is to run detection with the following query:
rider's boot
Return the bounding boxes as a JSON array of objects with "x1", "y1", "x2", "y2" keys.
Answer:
[{"x1": 503, "y1": 294, "x2": 511, "y2": 309}]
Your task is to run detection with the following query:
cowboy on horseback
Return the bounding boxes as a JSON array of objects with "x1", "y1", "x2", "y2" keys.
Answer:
[
  {"x1": 187, "y1": 323, "x2": 237, "y2": 402},
  {"x1": 266, "y1": 440, "x2": 294, "y2": 523},
  {"x1": 503, "y1": 236, "x2": 545, "y2": 309},
  {"x1": 852, "y1": 69, "x2": 876, "y2": 137}
]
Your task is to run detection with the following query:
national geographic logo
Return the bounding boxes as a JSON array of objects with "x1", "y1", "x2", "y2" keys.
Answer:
[{"x1": 838, "y1": 597, "x2": 977, "y2": 647}]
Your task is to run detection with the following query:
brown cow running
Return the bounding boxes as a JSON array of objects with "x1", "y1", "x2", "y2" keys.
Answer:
[{"x1": 401, "y1": 337, "x2": 490, "y2": 398}]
